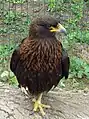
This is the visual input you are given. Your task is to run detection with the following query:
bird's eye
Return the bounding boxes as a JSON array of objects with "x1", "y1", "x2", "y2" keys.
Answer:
[
  {"x1": 52, "y1": 23, "x2": 58, "y2": 28},
  {"x1": 49, "y1": 23, "x2": 58, "y2": 31}
]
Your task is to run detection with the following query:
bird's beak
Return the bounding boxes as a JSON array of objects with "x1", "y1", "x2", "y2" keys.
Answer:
[{"x1": 50, "y1": 23, "x2": 67, "y2": 35}]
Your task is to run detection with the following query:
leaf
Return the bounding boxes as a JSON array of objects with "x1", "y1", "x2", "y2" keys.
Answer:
[{"x1": 9, "y1": 76, "x2": 18, "y2": 86}]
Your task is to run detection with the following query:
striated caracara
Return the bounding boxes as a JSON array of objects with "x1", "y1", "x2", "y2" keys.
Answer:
[{"x1": 10, "y1": 15, "x2": 70, "y2": 116}]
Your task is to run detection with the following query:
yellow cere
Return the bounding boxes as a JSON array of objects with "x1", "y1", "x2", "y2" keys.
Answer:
[
  {"x1": 50, "y1": 25, "x2": 59, "y2": 32},
  {"x1": 50, "y1": 23, "x2": 62, "y2": 32}
]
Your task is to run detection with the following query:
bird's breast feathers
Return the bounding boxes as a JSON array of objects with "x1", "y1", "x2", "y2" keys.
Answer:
[{"x1": 19, "y1": 38, "x2": 62, "y2": 73}]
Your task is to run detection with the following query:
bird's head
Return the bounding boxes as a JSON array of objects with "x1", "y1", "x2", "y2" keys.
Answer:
[{"x1": 29, "y1": 15, "x2": 67, "y2": 38}]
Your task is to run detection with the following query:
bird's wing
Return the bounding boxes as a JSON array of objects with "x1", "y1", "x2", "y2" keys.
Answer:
[
  {"x1": 10, "y1": 38, "x2": 26, "y2": 74},
  {"x1": 61, "y1": 47, "x2": 70, "y2": 79},
  {"x1": 10, "y1": 47, "x2": 20, "y2": 75}
]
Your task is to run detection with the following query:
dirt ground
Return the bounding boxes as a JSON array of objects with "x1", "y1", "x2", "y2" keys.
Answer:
[{"x1": 1, "y1": 82, "x2": 89, "y2": 119}]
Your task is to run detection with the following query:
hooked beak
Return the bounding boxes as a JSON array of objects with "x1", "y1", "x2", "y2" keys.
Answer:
[{"x1": 50, "y1": 23, "x2": 67, "y2": 35}]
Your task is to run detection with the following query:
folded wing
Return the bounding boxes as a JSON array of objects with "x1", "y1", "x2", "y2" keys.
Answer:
[{"x1": 61, "y1": 46, "x2": 70, "y2": 79}]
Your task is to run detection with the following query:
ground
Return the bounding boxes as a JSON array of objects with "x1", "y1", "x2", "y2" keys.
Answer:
[{"x1": 0, "y1": 82, "x2": 89, "y2": 119}]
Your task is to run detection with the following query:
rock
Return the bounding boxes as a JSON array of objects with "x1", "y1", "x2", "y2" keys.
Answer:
[{"x1": 0, "y1": 82, "x2": 89, "y2": 119}]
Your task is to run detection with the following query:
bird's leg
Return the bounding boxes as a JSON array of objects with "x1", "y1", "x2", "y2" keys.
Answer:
[{"x1": 32, "y1": 93, "x2": 50, "y2": 116}]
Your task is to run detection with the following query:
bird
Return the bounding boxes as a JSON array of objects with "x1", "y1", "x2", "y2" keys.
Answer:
[{"x1": 10, "y1": 15, "x2": 70, "y2": 116}]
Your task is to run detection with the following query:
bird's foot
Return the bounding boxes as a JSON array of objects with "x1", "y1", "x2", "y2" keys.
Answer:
[{"x1": 32, "y1": 98, "x2": 50, "y2": 116}]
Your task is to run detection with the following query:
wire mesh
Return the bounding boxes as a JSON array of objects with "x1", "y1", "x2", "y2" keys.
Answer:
[{"x1": 0, "y1": 0, "x2": 89, "y2": 79}]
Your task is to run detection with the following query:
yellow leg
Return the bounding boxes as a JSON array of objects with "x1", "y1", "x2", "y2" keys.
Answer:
[{"x1": 32, "y1": 93, "x2": 50, "y2": 116}]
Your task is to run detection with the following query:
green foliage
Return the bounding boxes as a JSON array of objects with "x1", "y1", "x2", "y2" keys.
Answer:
[
  {"x1": 4, "y1": 11, "x2": 20, "y2": 25},
  {"x1": 9, "y1": 72, "x2": 18, "y2": 86},
  {"x1": 70, "y1": 1, "x2": 83, "y2": 20},
  {"x1": 48, "y1": 0, "x2": 56, "y2": 10},
  {"x1": 0, "y1": 28, "x2": 8, "y2": 34},
  {"x1": 47, "y1": 0, "x2": 65, "y2": 11},
  {"x1": 0, "y1": 43, "x2": 19, "y2": 86},
  {"x1": 9, "y1": 76, "x2": 18, "y2": 86},
  {"x1": 0, "y1": 43, "x2": 16, "y2": 60},
  {"x1": 0, "y1": 44, "x2": 14, "y2": 63},
  {"x1": 0, "y1": 9, "x2": 30, "y2": 84},
  {"x1": 48, "y1": 0, "x2": 89, "y2": 44},
  {"x1": 4, "y1": 11, "x2": 30, "y2": 25},
  {"x1": 48, "y1": 0, "x2": 84, "y2": 13},
  {"x1": 6, "y1": 0, "x2": 25, "y2": 4},
  {"x1": 70, "y1": 56, "x2": 89, "y2": 79},
  {"x1": 66, "y1": 30, "x2": 89, "y2": 44},
  {"x1": 0, "y1": 10, "x2": 31, "y2": 35},
  {"x1": 0, "y1": 70, "x2": 18, "y2": 86}
]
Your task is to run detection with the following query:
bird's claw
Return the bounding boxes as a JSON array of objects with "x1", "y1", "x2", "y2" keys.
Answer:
[
  {"x1": 21, "y1": 86, "x2": 29, "y2": 97},
  {"x1": 33, "y1": 99, "x2": 50, "y2": 116}
]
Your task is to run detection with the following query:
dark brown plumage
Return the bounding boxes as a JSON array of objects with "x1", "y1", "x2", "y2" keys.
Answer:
[{"x1": 10, "y1": 15, "x2": 70, "y2": 115}]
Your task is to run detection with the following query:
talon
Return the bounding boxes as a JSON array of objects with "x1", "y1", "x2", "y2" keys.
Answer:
[{"x1": 21, "y1": 86, "x2": 28, "y2": 96}]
